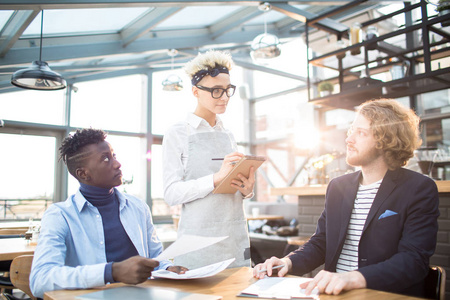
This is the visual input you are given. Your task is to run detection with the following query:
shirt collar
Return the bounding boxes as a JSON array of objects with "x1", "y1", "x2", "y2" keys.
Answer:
[
  {"x1": 186, "y1": 113, "x2": 224, "y2": 129},
  {"x1": 74, "y1": 188, "x2": 128, "y2": 212}
]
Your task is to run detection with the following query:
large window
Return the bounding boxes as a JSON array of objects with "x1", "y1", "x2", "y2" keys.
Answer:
[
  {"x1": 151, "y1": 69, "x2": 196, "y2": 136},
  {"x1": 2, "y1": 45, "x2": 447, "y2": 222},
  {"x1": 0, "y1": 75, "x2": 149, "y2": 221},
  {"x1": 71, "y1": 75, "x2": 145, "y2": 132},
  {"x1": 417, "y1": 89, "x2": 450, "y2": 149},
  {"x1": 66, "y1": 134, "x2": 146, "y2": 199},
  {"x1": 0, "y1": 89, "x2": 65, "y2": 125},
  {"x1": 0, "y1": 133, "x2": 56, "y2": 219}
]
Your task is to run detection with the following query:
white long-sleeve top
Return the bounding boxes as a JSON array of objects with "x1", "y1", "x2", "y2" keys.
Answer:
[{"x1": 162, "y1": 113, "x2": 237, "y2": 206}]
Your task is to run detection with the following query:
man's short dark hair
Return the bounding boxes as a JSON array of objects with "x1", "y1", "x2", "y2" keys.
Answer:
[{"x1": 59, "y1": 128, "x2": 107, "y2": 178}]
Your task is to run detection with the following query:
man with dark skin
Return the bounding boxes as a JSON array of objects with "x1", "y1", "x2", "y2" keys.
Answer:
[{"x1": 30, "y1": 128, "x2": 187, "y2": 298}]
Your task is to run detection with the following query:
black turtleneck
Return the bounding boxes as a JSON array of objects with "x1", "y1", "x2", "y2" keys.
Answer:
[{"x1": 79, "y1": 183, "x2": 138, "y2": 264}]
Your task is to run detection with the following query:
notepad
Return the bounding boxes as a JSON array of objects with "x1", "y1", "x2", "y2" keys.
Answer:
[
  {"x1": 76, "y1": 286, "x2": 222, "y2": 300},
  {"x1": 237, "y1": 277, "x2": 319, "y2": 299},
  {"x1": 212, "y1": 155, "x2": 267, "y2": 194}
]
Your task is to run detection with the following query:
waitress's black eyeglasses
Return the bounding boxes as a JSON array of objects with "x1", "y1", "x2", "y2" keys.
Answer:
[{"x1": 195, "y1": 85, "x2": 236, "y2": 99}]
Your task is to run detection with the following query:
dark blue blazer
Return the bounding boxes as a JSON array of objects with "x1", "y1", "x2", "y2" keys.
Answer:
[{"x1": 287, "y1": 168, "x2": 439, "y2": 297}]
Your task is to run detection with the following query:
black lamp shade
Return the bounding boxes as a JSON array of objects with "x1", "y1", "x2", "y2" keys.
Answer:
[{"x1": 11, "y1": 61, "x2": 66, "y2": 90}]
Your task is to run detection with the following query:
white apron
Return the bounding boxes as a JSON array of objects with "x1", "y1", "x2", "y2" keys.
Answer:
[{"x1": 174, "y1": 131, "x2": 251, "y2": 269}]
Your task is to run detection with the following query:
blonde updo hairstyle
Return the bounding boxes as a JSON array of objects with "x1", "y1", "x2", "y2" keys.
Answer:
[{"x1": 184, "y1": 50, "x2": 234, "y2": 82}]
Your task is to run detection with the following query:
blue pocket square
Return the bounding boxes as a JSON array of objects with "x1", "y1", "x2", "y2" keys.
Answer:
[{"x1": 378, "y1": 210, "x2": 398, "y2": 220}]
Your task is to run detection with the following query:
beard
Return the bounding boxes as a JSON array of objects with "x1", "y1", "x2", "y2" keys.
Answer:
[{"x1": 346, "y1": 145, "x2": 382, "y2": 167}]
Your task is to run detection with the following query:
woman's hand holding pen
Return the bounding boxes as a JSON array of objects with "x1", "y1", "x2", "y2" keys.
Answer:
[{"x1": 213, "y1": 152, "x2": 243, "y2": 187}]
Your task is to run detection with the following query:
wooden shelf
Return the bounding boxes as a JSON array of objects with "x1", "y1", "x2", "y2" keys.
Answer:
[
  {"x1": 307, "y1": 1, "x2": 450, "y2": 110},
  {"x1": 310, "y1": 66, "x2": 450, "y2": 110}
]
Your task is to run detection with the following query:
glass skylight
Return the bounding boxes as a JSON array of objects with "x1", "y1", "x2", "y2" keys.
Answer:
[
  {"x1": 22, "y1": 8, "x2": 150, "y2": 36},
  {"x1": 0, "y1": 10, "x2": 13, "y2": 30}
]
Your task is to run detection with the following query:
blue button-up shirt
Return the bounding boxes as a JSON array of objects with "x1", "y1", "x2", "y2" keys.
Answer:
[{"x1": 30, "y1": 188, "x2": 171, "y2": 298}]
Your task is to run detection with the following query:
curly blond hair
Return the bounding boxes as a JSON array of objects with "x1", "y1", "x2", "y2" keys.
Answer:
[
  {"x1": 184, "y1": 50, "x2": 233, "y2": 79},
  {"x1": 358, "y1": 99, "x2": 422, "y2": 170}
]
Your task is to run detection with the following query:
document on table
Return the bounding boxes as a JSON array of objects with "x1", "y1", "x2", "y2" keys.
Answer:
[
  {"x1": 155, "y1": 234, "x2": 228, "y2": 261},
  {"x1": 76, "y1": 286, "x2": 222, "y2": 300},
  {"x1": 152, "y1": 258, "x2": 235, "y2": 279},
  {"x1": 237, "y1": 277, "x2": 319, "y2": 299}
]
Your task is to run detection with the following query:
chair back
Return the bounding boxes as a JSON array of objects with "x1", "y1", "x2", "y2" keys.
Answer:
[
  {"x1": 9, "y1": 255, "x2": 36, "y2": 300},
  {"x1": 424, "y1": 265, "x2": 446, "y2": 300}
]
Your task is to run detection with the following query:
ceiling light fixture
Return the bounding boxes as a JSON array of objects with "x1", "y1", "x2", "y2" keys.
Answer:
[
  {"x1": 11, "y1": 10, "x2": 66, "y2": 91},
  {"x1": 162, "y1": 49, "x2": 183, "y2": 91},
  {"x1": 250, "y1": 2, "x2": 281, "y2": 61}
]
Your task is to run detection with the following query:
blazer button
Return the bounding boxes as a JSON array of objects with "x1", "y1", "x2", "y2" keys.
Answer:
[{"x1": 360, "y1": 258, "x2": 367, "y2": 262}]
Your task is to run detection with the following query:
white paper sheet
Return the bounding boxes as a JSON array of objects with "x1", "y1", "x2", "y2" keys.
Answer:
[
  {"x1": 238, "y1": 277, "x2": 319, "y2": 299},
  {"x1": 155, "y1": 234, "x2": 228, "y2": 261},
  {"x1": 152, "y1": 258, "x2": 235, "y2": 279}
]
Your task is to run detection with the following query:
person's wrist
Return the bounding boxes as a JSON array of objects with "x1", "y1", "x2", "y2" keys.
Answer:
[
  {"x1": 350, "y1": 271, "x2": 367, "y2": 289},
  {"x1": 241, "y1": 191, "x2": 254, "y2": 199},
  {"x1": 213, "y1": 173, "x2": 221, "y2": 187},
  {"x1": 281, "y1": 257, "x2": 292, "y2": 272}
]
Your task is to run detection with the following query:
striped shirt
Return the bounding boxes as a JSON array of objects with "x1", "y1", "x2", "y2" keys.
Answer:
[{"x1": 335, "y1": 179, "x2": 382, "y2": 273}]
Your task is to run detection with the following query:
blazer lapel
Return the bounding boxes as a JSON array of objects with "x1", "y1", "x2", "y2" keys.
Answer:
[
  {"x1": 328, "y1": 171, "x2": 361, "y2": 268},
  {"x1": 337, "y1": 171, "x2": 361, "y2": 248},
  {"x1": 363, "y1": 169, "x2": 398, "y2": 232}
]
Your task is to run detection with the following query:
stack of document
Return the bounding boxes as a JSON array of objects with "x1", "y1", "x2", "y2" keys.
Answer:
[
  {"x1": 152, "y1": 258, "x2": 235, "y2": 279},
  {"x1": 238, "y1": 277, "x2": 319, "y2": 299},
  {"x1": 155, "y1": 235, "x2": 227, "y2": 261}
]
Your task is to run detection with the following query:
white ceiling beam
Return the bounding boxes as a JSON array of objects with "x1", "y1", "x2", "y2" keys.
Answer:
[
  {"x1": 271, "y1": 3, "x2": 349, "y2": 35},
  {"x1": 0, "y1": 1, "x2": 366, "y2": 10},
  {"x1": 0, "y1": 26, "x2": 297, "y2": 66},
  {"x1": 0, "y1": 10, "x2": 39, "y2": 57},
  {"x1": 234, "y1": 58, "x2": 307, "y2": 82},
  {"x1": 251, "y1": 85, "x2": 307, "y2": 102}
]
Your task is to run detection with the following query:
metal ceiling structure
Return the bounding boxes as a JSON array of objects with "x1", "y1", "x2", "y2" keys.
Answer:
[{"x1": 0, "y1": 0, "x2": 389, "y2": 94}]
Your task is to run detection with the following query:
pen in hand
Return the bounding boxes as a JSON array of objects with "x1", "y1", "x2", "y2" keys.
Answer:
[
  {"x1": 258, "y1": 264, "x2": 285, "y2": 273},
  {"x1": 212, "y1": 158, "x2": 237, "y2": 165}
]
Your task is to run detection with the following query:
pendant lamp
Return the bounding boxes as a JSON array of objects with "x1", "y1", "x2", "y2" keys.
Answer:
[
  {"x1": 162, "y1": 49, "x2": 183, "y2": 91},
  {"x1": 250, "y1": 2, "x2": 281, "y2": 61},
  {"x1": 11, "y1": 10, "x2": 66, "y2": 90}
]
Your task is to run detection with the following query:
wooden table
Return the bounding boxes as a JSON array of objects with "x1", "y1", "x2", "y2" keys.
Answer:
[
  {"x1": 270, "y1": 181, "x2": 450, "y2": 196},
  {"x1": 0, "y1": 238, "x2": 36, "y2": 261},
  {"x1": 0, "y1": 221, "x2": 32, "y2": 230},
  {"x1": 246, "y1": 214, "x2": 284, "y2": 221},
  {"x1": 44, "y1": 267, "x2": 422, "y2": 300}
]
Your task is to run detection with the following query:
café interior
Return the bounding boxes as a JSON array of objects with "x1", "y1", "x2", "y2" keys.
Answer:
[{"x1": 0, "y1": 0, "x2": 449, "y2": 299}]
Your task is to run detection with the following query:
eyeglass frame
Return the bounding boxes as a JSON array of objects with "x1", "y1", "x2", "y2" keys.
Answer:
[{"x1": 195, "y1": 84, "x2": 236, "y2": 99}]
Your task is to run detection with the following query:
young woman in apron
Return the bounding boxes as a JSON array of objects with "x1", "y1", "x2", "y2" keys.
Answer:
[{"x1": 162, "y1": 50, "x2": 255, "y2": 269}]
